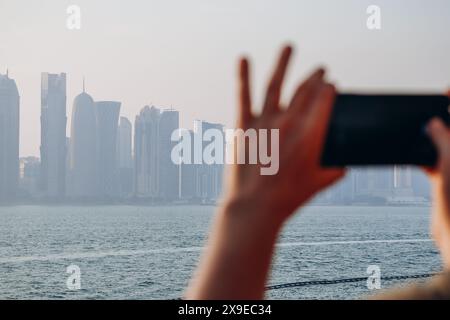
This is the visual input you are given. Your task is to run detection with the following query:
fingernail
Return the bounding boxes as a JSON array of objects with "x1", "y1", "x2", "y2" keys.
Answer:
[
  {"x1": 313, "y1": 68, "x2": 326, "y2": 82},
  {"x1": 427, "y1": 118, "x2": 443, "y2": 134}
]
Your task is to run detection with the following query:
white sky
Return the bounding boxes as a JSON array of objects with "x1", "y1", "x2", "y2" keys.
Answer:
[{"x1": 0, "y1": 0, "x2": 449, "y2": 157}]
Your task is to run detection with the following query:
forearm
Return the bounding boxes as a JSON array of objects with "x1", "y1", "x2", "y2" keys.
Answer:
[{"x1": 186, "y1": 199, "x2": 284, "y2": 300}]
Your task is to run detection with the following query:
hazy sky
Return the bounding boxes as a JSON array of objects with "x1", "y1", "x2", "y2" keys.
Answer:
[{"x1": 0, "y1": 0, "x2": 449, "y2": 157}]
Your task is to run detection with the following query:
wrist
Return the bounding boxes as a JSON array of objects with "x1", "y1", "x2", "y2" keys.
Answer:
[{"x1": 221, "y1": 194, "x2": 286, "y2": 235}]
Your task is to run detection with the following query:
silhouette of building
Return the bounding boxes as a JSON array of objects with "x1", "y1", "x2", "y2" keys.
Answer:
[
  {"x1": 40, "y1": 72, "x2": 67, "y2": 199},
  {"x1": 19, "y1": 157, "x2": 40, "y2": 199},
  {"x1": 352, "y1": 168, "x2": 394, "y2": 203},
  {"x1": 95, "y1": 101, "x2": 121, "y2": 198},
  {"x1": 0, "y1": 72, "x2": 20, "y2": 202},
  {"x1": 194, "y1": 120, "x2": 224, "y2": 202},
  {"x1": 134, "y1": 106, "x2": 179, "y2": 201},
  {"x1": 68, "y1": 88, "x2": 98, "y2": 198},
  {"x1": 411, "y1": 169, "x2": 430, "y2": 200},
  {"x1": 330, "y1": 170, "x2": 357, "y2": 204},
  {"x1": 135, "y1": 106, "x2": 160, "y2": 198},
  {"x1": 388, "y1": 165, "x2": 424, "y2": 204},
  {"x1": 393, "y1": 166, "x2": 414, "y2": 195},
  {"x1": 159, "y1": 109, "x2": 179, "y2": 200},
  {"x1": 179, "y1": 130, "x2": 197, "y2": 201},
  {"x1": 118, "y1": 117, "x2": 133, "y2": 169},
  {"x1": 117, "y1": 116, "x2": 133, "y2": 197}
]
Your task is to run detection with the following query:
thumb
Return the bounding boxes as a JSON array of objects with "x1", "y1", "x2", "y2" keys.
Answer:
[{"x1": 428, "y1": 118, "x2": 450, "y2": 158}]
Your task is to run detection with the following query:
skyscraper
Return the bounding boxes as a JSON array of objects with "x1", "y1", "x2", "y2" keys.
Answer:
[
  {"x1": 68, "y1": 89, "x2": 97, "y2": 198},
  {"x1": 0, "y1": 72, "x2": 20, "y2": 202},
  {"x1": 134, "y1": 106, "x2": 179, "y2": 200},
  {"x1": 179, "y1": 130, "x2": 196, "y2": 201},
  {"x1": 117, "y1": 117, "x2": 133, "y2": 169},
  {"x1": 95, "y1": 101, "x2": 121, "y2": 198},
  {"x1": 134, "y1": 106, "x2": 160, "y2": 198},
  {"x1": 411, "y1": 169, "x2": 430, "y2": 200},
  {"x1": 19, "y1": 156, "x2": 40, "y2": 199},
  {"x1": 194, "y1": 120, "x2": 225, "y2": 202},
  {"x1": 117, "y1": 117, "x2": 133, "y2": 197},
  {"x1": 159, "y1": 109, "x2": 179, "y2": 200},
  {"x1": 353, "y1": 168, "x2": 394, "y2": 202},
  {"x1": 40, "y1": 72, "x2": 67, "y2": 199},
  {"x1": 393, "y1": 165, "x2": 414, "y2": 197}
]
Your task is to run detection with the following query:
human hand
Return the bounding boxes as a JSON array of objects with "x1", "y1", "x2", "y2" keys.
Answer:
[
  {"x1": 225, "y1": 45, "x2": 345, "y2": 227},
  {"x1": 186, "y1": 46, "x2": 345, "y2": 299},
  {"x1": 426, "y1": 90, "x2": 450, "y2": 269}
]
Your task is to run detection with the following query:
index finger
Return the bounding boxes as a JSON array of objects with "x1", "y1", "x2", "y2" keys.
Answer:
[
  {"x1": 238, "y1": 58, "x2": 252, "y2": 128},
  {"x1": 262, "y1": 46, "x2": 292, "y2": 115}
]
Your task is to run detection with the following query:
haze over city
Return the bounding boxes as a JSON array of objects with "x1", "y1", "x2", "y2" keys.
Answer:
[
  {"x1": 2, "y1": 0, "x2": 450, "y2": 303},
  {"x1": 0, "y1": 0, "x2": 449, "y2": 157}
]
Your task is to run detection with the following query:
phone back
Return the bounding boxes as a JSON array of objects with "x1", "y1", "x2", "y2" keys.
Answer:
[{"x1": 321, "y1": 94, "x2": 450, "y2": 167}]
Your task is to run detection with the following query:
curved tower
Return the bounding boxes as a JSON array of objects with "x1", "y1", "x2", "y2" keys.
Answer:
[
  {"x1": 69, "y1": 91, "x2": 97, "y2": 198},
  {"x1": 0, "y1": 72, "x2": 20, "y2": 202}
]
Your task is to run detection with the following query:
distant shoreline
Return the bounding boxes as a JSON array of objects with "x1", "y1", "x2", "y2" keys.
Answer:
[{"x1": 0, "y1": 201, "x2": 431, "y2": 208}]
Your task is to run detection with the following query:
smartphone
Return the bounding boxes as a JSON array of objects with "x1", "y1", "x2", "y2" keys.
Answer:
[{"x1": 321, "y1": 94, "x2": 450, "y2": 167}]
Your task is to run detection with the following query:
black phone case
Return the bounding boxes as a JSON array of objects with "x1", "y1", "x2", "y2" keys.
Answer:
[{"x1": 321, "y1": 94, "x2": 450, "y2": 167}]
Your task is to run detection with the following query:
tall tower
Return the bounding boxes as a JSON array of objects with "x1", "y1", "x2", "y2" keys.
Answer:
[
  {"x1": 393, "y1": 165, "x2": 414, "y2": 197},
  {"x1": 69, "y1": 89, "x2": 97, "y2": 198},
  {"x1": 159, "y1": 109, "x2": 179, "y2": 200},
  {"x1": 194, "y1": 120, "x2": 225, "y2": 201},
  {"x1": 117, "y1": 117, "x2": 133, "y2": 169},
  {"x1": 179, "y1": 129, "x2": 196, "y2": 201},
  {"x1": 134, "y1": 106, "x2": 180, "y2": 201},
  {"x1": 0, "y1": 72, "x2": 20, "y2": 202},
  {"x1": 40, "y1": 72, "x2": 67, "y2": 199},
  {"x1": 134, "y1": 106, "x2": 160, "y2": 198},
  {"x1": 95, "y1": 101, "x2": 121, "y2": 198},
  {"x1": 117, "y1": 117, "x2": 133, "y2": 197}
]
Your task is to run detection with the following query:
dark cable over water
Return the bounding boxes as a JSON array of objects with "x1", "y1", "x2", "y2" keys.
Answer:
[{"x1": 265, "y1": 273, "x2": 438, "y2": 291}]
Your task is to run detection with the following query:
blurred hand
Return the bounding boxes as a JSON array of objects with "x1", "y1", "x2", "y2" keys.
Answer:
[
  {"x1": 225, "y1": 45, "x2": 344, "y2": 226},
  {"x1": 426, "y1": 91, "x2": 450, "y2": 269},
  {"x1": 186, "y1": 46, "x2": 345, "y2": 299}
]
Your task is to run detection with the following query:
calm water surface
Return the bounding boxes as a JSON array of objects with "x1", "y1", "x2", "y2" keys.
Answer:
[{"x1": 0, "y1": 205, "x2": 441, "y2": 299}]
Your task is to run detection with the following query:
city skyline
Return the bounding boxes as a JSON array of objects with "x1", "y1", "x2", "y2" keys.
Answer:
[
  {"x1": 1, "y1": 0, "x2": 449, "y2": 157},
  {"x1": 0, "y1": 69, "x2": 434, "y2": 205},
  {"x1": 1, "y1": 1, "x2": 449, "y2": 303},
  {"x1": 1, "y1": 70, "x2": 228, "y2": 203}
]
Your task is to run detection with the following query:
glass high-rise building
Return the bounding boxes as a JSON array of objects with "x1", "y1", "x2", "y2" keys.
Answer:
[
  {"x1": 134, "y1": 106, "x2": 160, "y2": 198},
  {"x1": 117, "y1": 117, "x2": 133, "y2": 169},
  {"x1": 68, "y1": 89, "x2": 98, "y2": 198},
  {"x1": 117, "y1": 117, "x2": 133, "y2": 197},
  {"x1": 194, "y1": 120, "x2": 224, "y2": 202},
  {"x1": 95, "y1": 101, "x2": 121, "y2": 198},
  {"x1": 159, "y1": 109, "x2": 179, "y2": 201},
  {"x1": 0, "y1": 72, "x2": 20, "y2": 202},
  {"x1": 40, "y1": 72, "x2": 67, "y2": 199},
  {"x1": 179, "y1": 130, "x2": 196, "y2": 201},
  {"x1": 134, "y1": 106, "x2": 179, "y2": 201}
]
